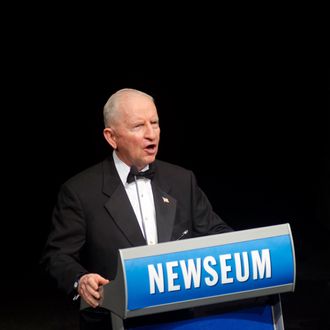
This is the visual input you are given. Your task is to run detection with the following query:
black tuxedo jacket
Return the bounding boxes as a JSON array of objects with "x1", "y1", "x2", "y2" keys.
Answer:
[{"x1": 41, "y1": 156, "x2": 232, "y2": 295}]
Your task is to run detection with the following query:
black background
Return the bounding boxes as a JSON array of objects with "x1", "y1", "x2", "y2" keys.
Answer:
[{"x1": 1, "y1": 7, "x2": 329, "y2": 330}]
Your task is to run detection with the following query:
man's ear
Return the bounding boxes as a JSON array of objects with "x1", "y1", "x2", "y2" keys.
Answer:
[{"x1": 103, "y1": 128, "x2": 117, "y2": 149}]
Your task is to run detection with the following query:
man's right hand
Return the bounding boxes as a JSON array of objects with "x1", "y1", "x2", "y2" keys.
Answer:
[{"x1": 78, "y1": 273, "x2": 110, "y2": 308}]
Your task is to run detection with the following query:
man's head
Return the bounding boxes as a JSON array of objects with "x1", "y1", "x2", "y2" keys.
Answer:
[{"x1": 103, "y1": 88, "x2": 160, "y2": 171}]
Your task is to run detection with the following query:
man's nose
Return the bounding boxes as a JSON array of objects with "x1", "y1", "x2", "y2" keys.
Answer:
[{"x1": 145, "y1": 123, "x2": 157, "y2": 139}]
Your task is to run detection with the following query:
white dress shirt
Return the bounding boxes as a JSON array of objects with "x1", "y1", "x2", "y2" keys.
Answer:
[{"x1": 113, "y1": 151, "x2": 158, "y2": 245}]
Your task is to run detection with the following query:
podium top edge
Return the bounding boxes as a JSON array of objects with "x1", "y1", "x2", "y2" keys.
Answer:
[{"x1": 120, "y1": 223, "x2": 292, "y2": 260}]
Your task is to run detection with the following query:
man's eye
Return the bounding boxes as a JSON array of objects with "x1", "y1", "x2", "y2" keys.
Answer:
[{"x1": 132, "y1": 124, "x2": 143, "y2": 130}]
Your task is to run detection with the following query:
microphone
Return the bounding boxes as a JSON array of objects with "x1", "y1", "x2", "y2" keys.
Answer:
[
  {"x1": 177, "y1": 229, "x2": 189, "y2": 240},
  {"x1": 130, "y1": 166, "x2": 147, "y2": 240}
]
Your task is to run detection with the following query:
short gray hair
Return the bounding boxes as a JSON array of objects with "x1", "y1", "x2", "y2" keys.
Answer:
[{"x1": 103, "y1": 88, "x2": 154, "y2": 127}]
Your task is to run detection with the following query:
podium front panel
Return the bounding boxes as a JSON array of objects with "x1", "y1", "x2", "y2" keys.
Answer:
[{"x1": 126, "y1": 296, "x2": 284, "y2": 330}]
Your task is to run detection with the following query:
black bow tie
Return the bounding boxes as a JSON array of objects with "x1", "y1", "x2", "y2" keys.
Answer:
[{"x1": 127, "y1": 165, "x2": 155, "y2": 183}]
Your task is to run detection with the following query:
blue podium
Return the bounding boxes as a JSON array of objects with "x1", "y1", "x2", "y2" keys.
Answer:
[{"x1": 81, "y1": 223, "x2": 296, "y2": 329}]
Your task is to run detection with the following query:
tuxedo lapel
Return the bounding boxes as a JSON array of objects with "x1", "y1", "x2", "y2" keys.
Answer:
[
  {"x1": 104, "y1": 185, "x2": 146, "y2": 246},
  {"x1": 102, "y1": 157, "x2": 146, "y2": 246},
  {"x1": 101, "y1": 157, "x2": 177, "y2": 245},
  {"x1": 152, "y1": 183, "x2": 177, "y2": 243}
]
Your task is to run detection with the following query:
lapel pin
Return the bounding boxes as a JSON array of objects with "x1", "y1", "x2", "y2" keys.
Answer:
[{"x1": 162, "y1": 197, "x2": 170, "y2": 203}]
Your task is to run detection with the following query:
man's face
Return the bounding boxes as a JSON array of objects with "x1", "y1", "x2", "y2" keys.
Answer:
[{"x1": 111, "y1": 94, "x2": 160, "y2": 170}]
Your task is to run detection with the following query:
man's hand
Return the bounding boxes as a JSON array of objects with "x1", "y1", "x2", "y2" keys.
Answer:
[{"x1": 78, "y1": 273, "x2": 109, "y2": 308}]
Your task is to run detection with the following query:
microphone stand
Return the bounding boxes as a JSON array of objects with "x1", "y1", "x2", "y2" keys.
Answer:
[{"x1": 131, "y1": 170, "x2": 148, "y2": 242}]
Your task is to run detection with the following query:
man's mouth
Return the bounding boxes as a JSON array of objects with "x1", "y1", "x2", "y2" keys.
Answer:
[{"x1": 145, "y1": 144, "x2": 157, "y2": 153}]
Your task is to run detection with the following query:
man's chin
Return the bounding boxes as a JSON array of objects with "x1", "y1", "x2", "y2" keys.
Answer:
[{"x1": 144, "y1": 155, "x2": 156, "y2": 164}]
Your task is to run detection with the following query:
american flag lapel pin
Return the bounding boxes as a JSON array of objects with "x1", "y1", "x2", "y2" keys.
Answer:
[{"x1": 162, "y1": 196, "x2": 170, "y2": 203}]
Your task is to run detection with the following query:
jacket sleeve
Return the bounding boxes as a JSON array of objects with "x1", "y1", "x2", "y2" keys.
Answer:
[{"x1": 40, "y1": 184, "x2": 88, "y2": 295}]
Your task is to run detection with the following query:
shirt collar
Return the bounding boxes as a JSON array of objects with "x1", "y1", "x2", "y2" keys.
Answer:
[{"x1": 112, "y1": 151, "x2": 149, "y2": 185}]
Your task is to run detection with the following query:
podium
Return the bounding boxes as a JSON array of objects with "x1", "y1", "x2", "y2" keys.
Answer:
[{"x1": 81, "y1": 223, "x2": 295, "y2": 329}]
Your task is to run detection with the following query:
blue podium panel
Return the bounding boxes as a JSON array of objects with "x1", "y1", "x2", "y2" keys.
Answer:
[
  {"x1": 125, "y1": 234, "x2": 294, "y2": 311},
  {"x1": 127, "y1": 304, "x2": 276, "y2": 330},
  {"x1": 124, "y1": 295, "x2": 284, "y2": 330},
  {"x1": 120, "y1": 224, "x2": 295, "y2": 317}
]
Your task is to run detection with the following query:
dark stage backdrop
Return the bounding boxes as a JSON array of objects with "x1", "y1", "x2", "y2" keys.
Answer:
[{"x1": 1, "y1": 30, "x2": 329, "y2": 329}]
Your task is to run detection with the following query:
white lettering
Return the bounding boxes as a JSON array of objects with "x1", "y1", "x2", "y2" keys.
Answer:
[
  {"x1": 220, "y1": 254, "x2": 234, "y2": 284},
  {"x1": 204, "y1": 256, "x2": 218, "y2": 286},
  {"x1": 148, "y1": 263, "x2": 164, "y2": 294},
  {"x1": 251, "y1": 249, "x2": 271, "y2": 279},
  {"x1": 147, "y1": 249, "x2": 273, "y2": 294},
  {"x1": 234, "y1": 252, "x2": 249, "y2": 282},
  {"x1": 180, "y1": 258, "x2": 201, "y2": 289},
  {"x1": 166, "y1": 261, "x2": 180, "y2": 291}
]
